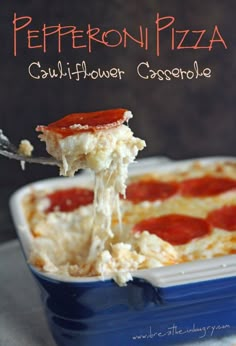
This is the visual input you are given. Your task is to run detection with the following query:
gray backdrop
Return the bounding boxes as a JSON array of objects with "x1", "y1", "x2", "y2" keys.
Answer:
[{"x1": 0, "y1": 0, "x2": 235, "y2": 240}]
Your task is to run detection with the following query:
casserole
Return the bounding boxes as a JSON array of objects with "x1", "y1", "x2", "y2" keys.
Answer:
[{"x1": 10, "y1": 157, "x2": 236, "y2": 346}]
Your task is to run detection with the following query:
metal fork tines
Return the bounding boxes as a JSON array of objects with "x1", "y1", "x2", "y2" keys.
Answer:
[{"x1": 0, "y1": 129, "x2": 58, "y2": 166}]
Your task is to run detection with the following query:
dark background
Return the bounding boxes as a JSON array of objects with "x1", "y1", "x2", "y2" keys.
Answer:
[{"x1": 0, "y1": 0, "x2": 235, "y2": 242}]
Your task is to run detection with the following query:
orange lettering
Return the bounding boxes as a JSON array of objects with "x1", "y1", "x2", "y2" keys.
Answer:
[
  {"x1": 42, "y1": 25, "x2": 60, "y2": 53},
  {"x1": 87, "y1": 25, "x2": 104, "y2": 53},
  {"x1": 123, "y1": 26, "x2": 145, "y2": 48},
  {"x1": 27, "y1": 30, "x2": 42, "y2": 49},
  {"x1": 156, "y1": 13, "x2": 175, "y2": 56},
  {"x1": 102, "y1": 30, "x2": 123, "y2": 47},
  {"x1": 192, "y1": 30, "x2": 208, "y2": 49},
  {"x1": 13, "y1": 13, "x2": 32, "y2": 56},
  {"x1": 72, "y1": 30, "x2": 87, "y2": 49},
  {"x1": 209, "y1": 26, "x2": 227, "y2": 51},
  {"x1": 58, "y1": 26, "x2": 76, "y2": 52},
  {"x1": 176, "y1": 30, "x2": 190, "y2": 49}
]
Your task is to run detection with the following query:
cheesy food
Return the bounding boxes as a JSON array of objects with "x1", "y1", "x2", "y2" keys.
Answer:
[
  {"x1": 32, "y1": 109, "x2": 178, "y2": 285},
  {"x1": 24, "y1": 159, "x2": 236, "y2": 285}
]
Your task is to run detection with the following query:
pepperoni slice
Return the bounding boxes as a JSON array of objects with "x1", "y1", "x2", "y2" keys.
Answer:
[
  {"x1": 207, "y1": 205, "x2": 236, "y2": 231},
  {"x1": 126, "y1": 179, "x2": 179, "y2": 203},
  {"x1": 45, "y1": 187, "x2": 94, "y2": 213},
  {"x1": 180, "y1": 176, "x2": 236, "y2": 197},
  {"x1": 36, "y1": 109, "x2": 131, "y2": 137},
  {"x1": 133, "y1": 214, "x2": 212, "y2": 245}
]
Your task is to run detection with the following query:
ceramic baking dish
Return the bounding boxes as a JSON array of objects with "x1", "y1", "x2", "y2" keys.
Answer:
[{"x1": 10, "y1": 157, "x2": 236, "y2": 346}]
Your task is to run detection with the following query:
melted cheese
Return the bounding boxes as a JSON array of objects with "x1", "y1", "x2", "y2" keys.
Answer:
[
  {"x1": 33, "y1": 113, "x2": 172, "y2": 285},
  {"x1": 25, "y1": 161, "x2": 236, "y2": 285}
]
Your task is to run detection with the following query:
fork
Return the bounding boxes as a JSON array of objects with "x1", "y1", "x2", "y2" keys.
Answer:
[{"x1": 0, "y1": 129, "x2": 59, "y2": 166}]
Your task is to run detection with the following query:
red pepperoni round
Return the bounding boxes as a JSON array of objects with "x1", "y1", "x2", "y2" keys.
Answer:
[
  {"x1": 126, "y1": 180, "x2": 179, "y2": 203},
  {"x1": 180, "y1": 176, "x2": 236, "y2": 197},
  {"x1": 45, "y1": 187, "x2": 94, "y2": 213},
  {"x1": 207, "y1": 205, "x2": 236, "y2": 231},
  {"x1": 36, "y1": 109, "x2": 130, "y2": 137},
  {"x1": 133, "y1": 214, "x2": 212, "y2": 245}
]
